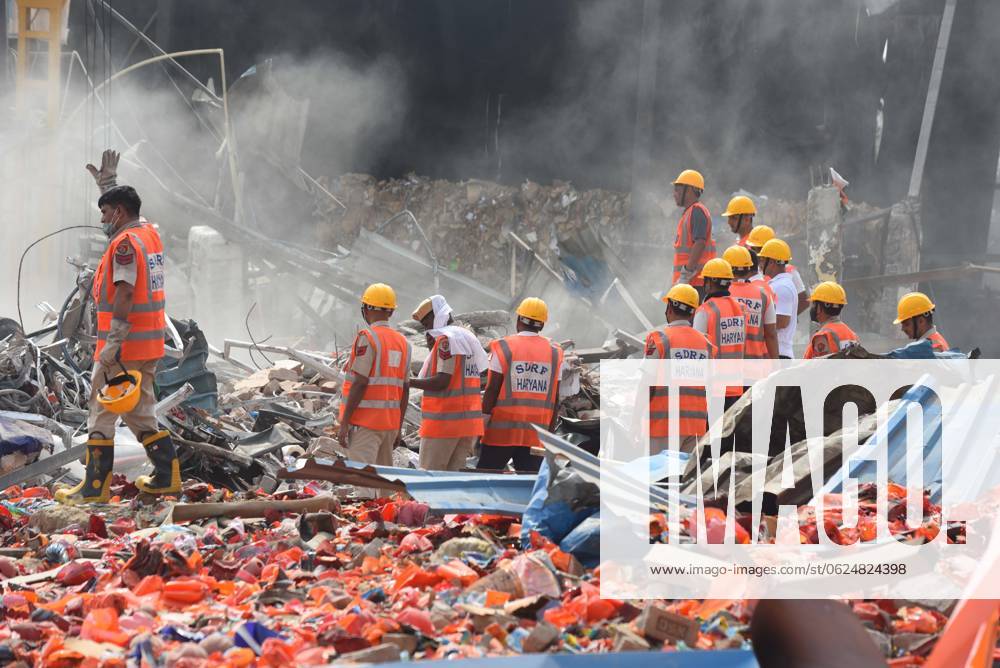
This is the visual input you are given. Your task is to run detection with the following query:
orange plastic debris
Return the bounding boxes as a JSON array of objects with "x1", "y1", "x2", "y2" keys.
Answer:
[{"x1": 80, "y1": 607, "x2": 130, "y2": 647}]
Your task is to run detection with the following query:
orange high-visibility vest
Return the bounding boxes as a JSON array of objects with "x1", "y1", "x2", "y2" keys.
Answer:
[
  {"x1": 804, "y1": 319, "x2": 859, "y2": 359},
  {"x1": 672, "y1": 202, "x2": 716, "y2": 287},
  {"x1": 645, "y1": 326, "x2": 710, "y2": 442},
  {"x1": 698, "y1": 296, "x2": 746, "y2": 359},
  {"x1": 728, "y1": 281, "x2": 773, "y2": 359},
  {"x1": 751, "y1": 276, "x2": 777, "y2": 306},
  {"x1": 93, "y1": 221, "x2": 166, "y2": 362},
  {"x1": 737, "y1": 233, "x2": 750, "y2": 248},
  {"x1": 340, "y1": 325, "x2": 411, "y2": 431},
  {"x1": 420, "y1": 335, "x2": 484, "y2": 439},
  {"x1": 482, "y1": 335, "x2": 563, "y2": 448},
  {"x1": 926, "y1": 330, "x2": 950, "y2": 352}
]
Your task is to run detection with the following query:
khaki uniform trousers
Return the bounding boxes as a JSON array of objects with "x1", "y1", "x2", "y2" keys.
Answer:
[
  {"x1": 347, "y1": 425, "x2": 397, "y2": 498},
  {"x1": 88, "y1": 358, "x2": 160, "y2": 439},
  {"x1": 419, "y1": 436, "x2": 475, "y2": 471}
]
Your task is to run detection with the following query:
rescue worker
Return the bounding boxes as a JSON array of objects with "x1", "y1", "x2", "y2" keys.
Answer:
[
  {"x1": 693, "y1": 259, "x2": 746, "y2": 360},
  {"x1": 338, "y1": 284, "x2": 412, "y2": 472},
  {"x1": 410, "y1": 295, "x2": 487, "y2": 471},
  {"x1": 645, "y1": 284, "x2": 710, "y2": 454},
  {"x1": 722, "y1": 195, "x2": 756, "y2": 247},
  {"x1": 479, "y1": 298, "x2": 563, "y2": 472},
  {"x1": 746, "y1": 225, "x2": 808, "y2": 314},
  {"x1": 724, "y1": 245, "x2": 778, "y2": 359},
  {"x1": 894, "y1": 292, "x2": 950, "y2": 352},
  {"x1": 758, "y1": 239, "x2": 798, "y2": 359},
  {"x1": 56, "y1": 152, "x2": 179, "y2": 504},
  {"x1": 693, "y1": 258, "x2": 746, "y2": 453},
  {"x1": 804, "y1": 282, "x2": 860, "y2": 358},
  {"x1": 671, "y1": 169, "x2": 716, "y2": 296}
]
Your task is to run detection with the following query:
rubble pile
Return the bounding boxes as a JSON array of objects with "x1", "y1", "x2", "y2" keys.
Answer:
[{"x1": 320, "y1": 174, "x2": 633, "y2": 287}]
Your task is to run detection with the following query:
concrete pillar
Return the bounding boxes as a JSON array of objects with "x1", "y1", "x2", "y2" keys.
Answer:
[
  {"x1": 188, "y1": 226, "x2": 245, "y2": 345},
  {"x1": 804, "y1": 186, "x2": 844, "y2": 288},
  {"x1": 850, "y1": 198, "x2": 921, "y2": 339}
]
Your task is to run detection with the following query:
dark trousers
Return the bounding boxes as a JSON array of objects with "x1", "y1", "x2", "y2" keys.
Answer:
[{"x1": 476, "y1": 443, "x2": 542, "y2": 472}]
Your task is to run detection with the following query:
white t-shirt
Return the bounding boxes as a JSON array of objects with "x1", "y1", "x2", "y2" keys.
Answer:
[
  {"x1": 770, "y1": 273, "x2": 798, "y2": 357},
  {"x1": 788, "y1": 267, "x2": 805, "y2": 294}
]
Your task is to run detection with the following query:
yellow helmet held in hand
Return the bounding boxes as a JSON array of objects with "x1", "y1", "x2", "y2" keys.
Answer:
[
  {"x1": 722, "y1": 195, "x2": 756, "y2": 217},
  {"x1": 97, "y1": 368, "x2": 142, "y2": 415},
  {"x1": 746, "y1": 224, "x2": 775, "y2": 249},
  {"x1": 701, "y1": 258, "x2": 734, "y2": 280},
  {"x1": 662, "y1": 284, "x2": 700, "y2": 310},
  {"x1": 672, "y1": 169, "x2": 705, "y2": 190},
  {"x1": 361, "y1": 283, "x2": 397, "y2": 310},
  {"x1": 809, "y1": 281, "x2": 847, "y2": 305},
  {"x1": 758, "y1": 238, "x2": 792, "y2": 263},
  {"x1": 894, "y1": 292, "x2": 935, "y2": 324},
  {"x1": 516, "y1": 297, "x2": 548, "y2": 323},
  {"x1": 722, "y1": 245, "x2": 753, "y2": 269}
]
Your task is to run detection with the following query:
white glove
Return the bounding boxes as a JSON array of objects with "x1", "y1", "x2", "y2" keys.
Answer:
[
  {"x1": 98, "y1": 318, "x2": 131, "y2": 367},
  {"x1": 86, "y1": 149, "x2": 120, "y2": 193}
]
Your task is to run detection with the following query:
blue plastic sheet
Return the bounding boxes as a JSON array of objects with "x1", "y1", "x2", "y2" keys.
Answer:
[
  {"x1": 886, "y1": 338, "x2": 964, "y2": 359},
  {"x1": 558, "y1": 514, "x2": 601, "y2": 567},
  {"x1": 520, "y1": 457, "x2": 598, "y2": 546},
  {"x1": 0, "y1": 415, "x2": 49, "y2": 458}
]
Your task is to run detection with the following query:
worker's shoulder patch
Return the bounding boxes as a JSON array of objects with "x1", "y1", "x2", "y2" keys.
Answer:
[
  {"x1": 354, "y1": 335, "x2": 369, "y2": 357},
  {"x1": 437, "y1": 338, "x2": 451, "y2": 359},
  {"x1": 812, "y1": 334, "x2": 829, "y2": 354},
  {"x1": 644, "y1": 338, "x2": 657, "y2": 357},
  {"x1": 114, "y1": 239, "x2": 134, "y2": 265}
]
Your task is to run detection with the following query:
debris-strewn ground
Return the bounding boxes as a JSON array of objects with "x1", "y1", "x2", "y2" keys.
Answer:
[{"x1": 0, "y1": 479, "x2": 955, "y2": 666}]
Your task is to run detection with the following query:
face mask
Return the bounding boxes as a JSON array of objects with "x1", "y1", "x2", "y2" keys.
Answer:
[
  {"x1": 102, "y1": 210, "x2": 122, "y2": 238},
  {"x1": 809, "y1": 304, "x2": 819, "y2": 323}
]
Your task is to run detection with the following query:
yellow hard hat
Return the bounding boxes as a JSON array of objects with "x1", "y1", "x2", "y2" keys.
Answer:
[
  {"x1": 700, "y1": 258, "x2": 734, "y2": 280},
  {"x1": 662, "y1": 283, "x2": 700, "y2": 310},
  {"x1": 722, "y1": 195, "x2": 756, "y2": 217},
  {"x1": 722, "y1": 245, "x2": 753, "y2": 269},
  {"x1": 672, "y1": 169, "x2": 705, "y2": 190},
  {"x1": 758, "y1": 238, "x2": 792, "y2": 263},
  {"x1": 809, "y1": 281, "x2": 847, "y2": 305},
  {"x1": 97, "y1": 368, "x2": 143, "y2": 415},
  {"x1": 361, "y1": 283, "x2": 397, "y2": 310},
  {"x1": 745, "y1": 224, "x2": 775, "y2": 249},
  {"x1": 894, "y1": 292, "x2": 935, "y2": 324},
  {"x1": 516, "y1": 297, "x2": 548, "y2": 323}
]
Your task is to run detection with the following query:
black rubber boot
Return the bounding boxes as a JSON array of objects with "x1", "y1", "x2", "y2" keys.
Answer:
[
  {"x1": 135, "y1": 430, "x2": 181, "y2": 495},
  {"x1": 54, "y1": 436, "x2": 114, "y2": 505}
]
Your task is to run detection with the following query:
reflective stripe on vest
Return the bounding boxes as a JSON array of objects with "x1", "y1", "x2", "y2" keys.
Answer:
[
  {"x1": 645, "y1": 326, "x2": 709, "y2": 438},
  {"x1": 93, "y1": 222, "x2": 166, "y2": 361},
  {"x1": 700, "y1": 297, "x2": 745, "y2": 360},
  {"x1": 420, "y1": 334, "x2": 485, "y2": 439},
  {"x1": 672, "y1": 202, "x2": 717, "y2": 287},
  {"x1": 340, "y1": 325, "x2": 410, "y2": 430},
  {"x1": 728, "y1": 282, "x2": 770, "y2": 359},
  {"x1": 482, "y1": 335, "x2": 563, "y2": 447}
]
